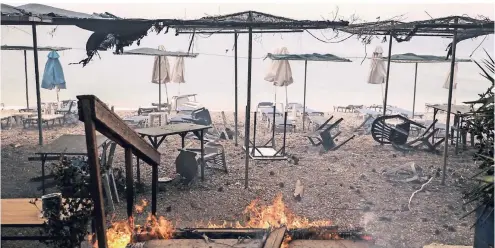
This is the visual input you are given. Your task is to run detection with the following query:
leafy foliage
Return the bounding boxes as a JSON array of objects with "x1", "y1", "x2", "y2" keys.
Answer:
[
  {"x1": 35, "y1": 156, "x2": 96, "y2": 247},
  {"x1": 462, "y1": 50, "x2": 494, "y2": 226}
]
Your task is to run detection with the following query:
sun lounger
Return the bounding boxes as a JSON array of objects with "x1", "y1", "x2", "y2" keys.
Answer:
[
  {"x1": 334, "y1": 105, "x2": 363, "y2": 113},
  {"x1": 266, "y1": 114, "x2": 296, "y2": 132},
  {"x1": 23, "y1": 114, "x2": 64, "y2": 129},
  {"x1": 122, "y1": 115, "x2": 149, "y2": 128},
  {"x1": 287, "y1": 103, "x2": 324, "y2": 116}
]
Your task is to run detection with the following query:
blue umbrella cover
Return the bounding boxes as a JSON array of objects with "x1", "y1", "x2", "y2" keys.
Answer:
[{"x1": 41, "y1": 51, "x2": 66, "y2": 90}]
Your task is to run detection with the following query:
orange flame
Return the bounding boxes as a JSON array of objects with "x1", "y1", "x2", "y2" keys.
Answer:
[
  {"x1": 99, "y1": 193, "x2": 334, "y2": 248},
  {"x1": 134, "y1": 199, "x2": 148, "y2": 214}
]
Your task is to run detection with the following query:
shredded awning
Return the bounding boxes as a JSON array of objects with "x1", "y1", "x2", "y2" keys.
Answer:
[
  {"x1": 266, "y1": 53, "x2": 351, "y2": 62},
  {"x1": 121, "y1": 47, "x2": 198, "y2": 57},
  {"x1": 383, "y1": 53, "x2": 472, "y2": 63},
  {"x1": 1, "y1": 45, "x2": 72, "y2": 51}
]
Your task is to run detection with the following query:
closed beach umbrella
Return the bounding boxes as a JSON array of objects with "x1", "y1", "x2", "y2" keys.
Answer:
[
  {"x1": 367, "y1": 46, "x2": 387, "y2": 104},
  {"x1": 151, "y1": 45, "x2": 171, "y2": 107},
  {"x1": 264, "y1": 47, "x2": 293, "y2": 108},
  {"x1": 171, "y1": 56, "x2": 185, "y2": 95},
  {"x1": 443, "y1": 62, "x2": 458, "y2": 103},
  {"x1": 41, "y1": 51, "x2": 66, "y2": 102}
]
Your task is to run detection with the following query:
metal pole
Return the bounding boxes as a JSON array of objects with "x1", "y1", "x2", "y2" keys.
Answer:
[
  {"x1": 412, "y1": 63, "x2": 418, "y2": 117},
  {"x1": 244, "y1": 25, "x2": 253, "y2": 189},
  {"x1": 32, "y1": 24, "x2": 43, "y2": 146},
  {"x1": 302, "y1": 60, "x2": 308, "y2": 131},
  {"x1": 158, "y1": 57, "x2": 162, "y2": 111},
  {"x1": 234, "y1": 32, "x2": 239, "y2": 146},
  {"x1": 24, "y1": 50, "x2": 29, "y2": 109},
  {"x1": 383, "y1": 33, "x2": 393, "y2": 116},
  {"x1": 442, "y1": 18, "x2": 459, "y2": 185}
]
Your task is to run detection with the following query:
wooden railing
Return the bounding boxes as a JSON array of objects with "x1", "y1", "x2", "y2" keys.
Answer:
[{"x1": 77, "y1": 95, "x2": 160, "y2": 248}]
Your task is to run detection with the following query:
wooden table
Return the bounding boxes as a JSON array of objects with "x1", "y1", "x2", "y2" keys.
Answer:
[
  {"x1": 32, "y1": 134, "x2": 108, "y2": 194},
  {"x1": 427, "y1": 104, "x2": 473, "y2": 153},
  {"x1": 136, "y1": 123, "x2": 211, "y2": 180},
  {"x1": 1, "y1": 198, "x2": 46, "y2": 240}
]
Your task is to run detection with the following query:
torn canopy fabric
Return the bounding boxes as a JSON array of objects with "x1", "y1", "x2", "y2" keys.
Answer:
[{"x1": 75, "y1": 21, "x2": 163, "y2": 66}]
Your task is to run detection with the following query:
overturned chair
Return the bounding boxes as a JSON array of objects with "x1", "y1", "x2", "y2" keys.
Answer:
[
  {"x1": 391, "y1": 119, "x2": 445, "y2": 153},
  {"x1": 175, "y1": 140, "x2": 228, "y2": 183},
  {"x1": 371, "y1": 115, "x2": 425, "y2": 145},
  {"x1": 305, "y1": 116, "x2": 355, "y2": 152}
]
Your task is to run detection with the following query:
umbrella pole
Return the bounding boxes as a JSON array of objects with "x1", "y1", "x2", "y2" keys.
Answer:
[
  {"x1": 32, "y1": 24, "x2": 43, "y2": 146},
  {"x1": 158, "y1": 57, "x2": 162, "y2": 111},
  {"x1": 442, "y1": 18, "x2": 459, "y2": 185},
  {"x1": 383, "y1": 33, "x2": 393, "y2": 117},
  {"x1": 24, "y1": 50, "x2": 29, "y2": 109},
  {"x1": 302, "y1": 60, "x2": 307, "y2": 131},
  {"x1": 285, "y1": 85, "x2": 288, "y2": 110},
  {"x1": 244, "y1": 25, "x2": 253, "y2": 189},
  {"x1": 234, "y1": 32, "x2": 239, "y2": 146},
  {"x1": 412, "y1": 62, "x2": 418, "y2": 117}
]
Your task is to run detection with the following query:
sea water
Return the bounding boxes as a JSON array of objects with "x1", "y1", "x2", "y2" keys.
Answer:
[{"x1": 1, "y1": 25, "x2": 493, "y2": 112}]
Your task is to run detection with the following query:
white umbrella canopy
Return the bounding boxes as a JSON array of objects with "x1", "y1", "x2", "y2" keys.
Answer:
[
  {"x1": 151, "y1": 45, "x2": 171, "y2": 84},
  {"x1": 264, "y1": 47, "x2": 294, "y2": 108},
  {"x1": 368, "y1": 46, "x2": 387, "y2": 85},
  {"x1": 151, "y1": 45, "x2": 171, "y2": 107},
  {"x1": 171, "y1": 56, "x2": 186, "y2": 95},
  {"x1": 367, "y1": 46, "x2": 387, "y2": 105}
]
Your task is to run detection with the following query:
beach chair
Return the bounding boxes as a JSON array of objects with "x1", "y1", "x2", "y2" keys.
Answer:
[
  {"x1": 55, "y1": 100, "x2": 78, "y2": 125},
  {"x1": 267, "y1": 113, "x2": 296, "y2": 132},
  {"x1": 392, "y1": 119, "x2": 445, "y2": 153},
  {"x1": 307, "y1": 115, "x2": 340, "y2": 134},
  {"x1": 371, "y1": 115, "x2": 426, "y2": 145},
  {"x1": 1, "y1": 115, "x2": 13, "y2": 129},
  {"x1": 305, "y1": 117, "x2": 355, "y2": 152},
  {"x1": 122, "y1": 115, "x2": 149, "y2": 128}
]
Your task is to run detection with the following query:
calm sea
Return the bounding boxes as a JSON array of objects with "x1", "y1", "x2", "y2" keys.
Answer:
[{"x1": 1, "y1": 25, "x2": 493, "y2": 112}]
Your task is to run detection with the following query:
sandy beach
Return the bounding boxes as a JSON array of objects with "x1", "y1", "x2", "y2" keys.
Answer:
[{"x1": 0, "y1": 109, "x2": 476, "y2": 248}]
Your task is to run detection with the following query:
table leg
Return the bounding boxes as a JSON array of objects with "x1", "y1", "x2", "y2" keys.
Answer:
[
  {"x1": 152, "y1": 165, "x2": 158, "y2": 216},
  {"x1": 200, "y1": 130, "x2": 205, "y2": 181},
  {"x1": 432, "y1": 109, "x2": 438, "y2": 144},
  {"x1": 136, "y1": 157, "x2": 141, "y2": 184},
  {"x1": 41, "y1": 154, "x2": 46, "y2": 195},
  {"x1": 124, "y1": 148, "x2": 133, "y2": 218}
]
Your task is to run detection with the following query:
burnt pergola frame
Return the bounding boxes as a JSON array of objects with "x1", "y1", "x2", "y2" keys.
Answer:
[
  {"x1": 168, "y1": 11, "x2": 349, "y2": 189},
  {"x1": 338, "y1": 15, "x2": 494, "y2": 185}
]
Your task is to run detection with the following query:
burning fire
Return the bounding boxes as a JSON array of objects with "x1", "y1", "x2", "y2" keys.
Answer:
[{"x1": 98, "y1": 193, "x2": 333, "y2": 248}]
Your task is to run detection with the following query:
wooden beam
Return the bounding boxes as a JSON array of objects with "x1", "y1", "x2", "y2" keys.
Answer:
[
  {"x1": 80, "y1": 99, "x2": 108, "y2": 248},
  {"x1": 76, "y1": 95, "x2": 160, "y2": 166},
  {"x1": 263, "y1": 226, "x2": 287, "y2": 248}
]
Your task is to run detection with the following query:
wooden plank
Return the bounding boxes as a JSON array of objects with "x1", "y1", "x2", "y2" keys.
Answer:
[
  {"x1": 133, "y1": 239, "x2": 263, "y2": 248},
  {"x1": 289, "y1": 240, "x2": 370, "y2": 248},
  {"x1": 77, "y1": 95, "x2": 160, "y2": 167},
  {"x1": 125, "y1": 148, "x2": 134, "y2": 218},
  {"x1": 80, "y1": 99, "x2": 108, "y2": 248},
  {"x1": 263, "y1": 226, "x2": 287, "y2": 248},
  {"x1": 1, "y1": 198, "x2": 44, "y2": 226},
  {"x1": 423, "y1": 245, "x2": 472, "y2": 248}
]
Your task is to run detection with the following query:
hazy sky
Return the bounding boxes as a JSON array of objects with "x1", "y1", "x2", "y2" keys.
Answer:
[{"x1": 1, "y1": 2, "x2": 494, "y2": 110}]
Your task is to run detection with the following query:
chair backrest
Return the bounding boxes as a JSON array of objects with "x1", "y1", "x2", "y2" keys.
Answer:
[
  {"x1": 371, "y1": 115, "x2": 412, "y2": 145},
  {"x1": 192, "y1": 107, "x2": 212, "y2": 126}
]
